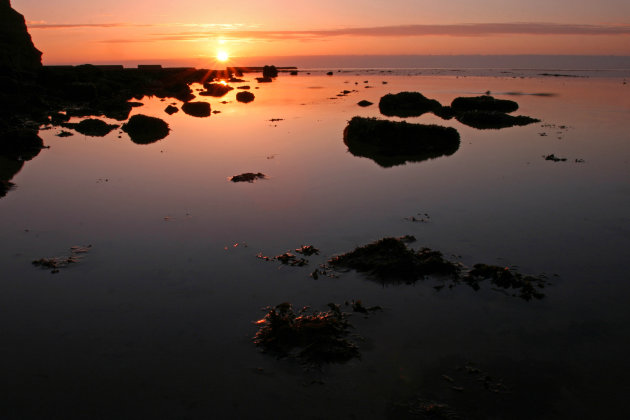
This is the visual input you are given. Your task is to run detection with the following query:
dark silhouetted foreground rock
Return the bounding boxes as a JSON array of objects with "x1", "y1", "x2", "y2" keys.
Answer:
[
  {"x1": 62, "y1": 118, "x2": 119, "y2": 137},
  {"x1": 181, "y1": 101, "x2": 211, "y2": 117},
  {"x1": 450, "y1": 95, "x2": 519, "y2": 113},
  {"x1": 236, "y1": 91, "x2": 255, "y2": 103},
  {"x1": 357, "y1": 100, "x2": 373, "y2": 107},
  {"x1": 200, "y1": 82, "x2": 234, "y2": 97},
  {"x1": 121, "y1": 114, "x2": 170, "y2": 144},
  {"x1": 343, "y1": 116, "x2": 460, "y2": 167},
  {"x1": 254, "y1": 302, "x2": 360, "y2": 364},
  {"x1": 0, "y1": 129, "x2": 43, "y2": 160},
  {"x1": 230, "y1": 172, "x2": 266, "y2": 182},
  {"x1": 0, "y1": 0, "x2": 42, "y2": 78},
  {"x1": 379, "y1": 92, "x2": 442, "y2": 117},
  {"x1": 455, "y1": 111, "x2": 540, "y2": 129}
]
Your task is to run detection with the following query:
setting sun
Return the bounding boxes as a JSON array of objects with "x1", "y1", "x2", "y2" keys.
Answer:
[{"x1": 217, "y1": 51, "x2": 229, "y2": 62}]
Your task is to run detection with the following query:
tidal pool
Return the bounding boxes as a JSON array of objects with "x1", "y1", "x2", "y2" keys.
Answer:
[{"x1": 1, "y1": 70, "x2": 629, "y2": 419}]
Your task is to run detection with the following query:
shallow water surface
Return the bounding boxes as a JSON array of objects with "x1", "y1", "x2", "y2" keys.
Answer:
[{"x1": 1, "y1": 72, "x2": 629, "y2": 419}]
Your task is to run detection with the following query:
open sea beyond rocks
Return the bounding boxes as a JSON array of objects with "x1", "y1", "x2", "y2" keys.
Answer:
[{"x1": 1, "y1": 68, "x2": 629, "y2": 419}]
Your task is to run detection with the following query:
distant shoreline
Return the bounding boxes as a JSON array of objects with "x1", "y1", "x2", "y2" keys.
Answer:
[{"x1": 43, "y1": 54, "x2": 630, "y2": 71}]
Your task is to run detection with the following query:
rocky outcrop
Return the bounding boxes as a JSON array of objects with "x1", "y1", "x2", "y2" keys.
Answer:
[{"x1": 0, "y1": 0, "x2": 42, "y2": 79}]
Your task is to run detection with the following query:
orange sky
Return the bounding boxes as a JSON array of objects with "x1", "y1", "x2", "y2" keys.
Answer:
[{"x1": 12, "y1": 0, "x2": 630, "y2": 65}]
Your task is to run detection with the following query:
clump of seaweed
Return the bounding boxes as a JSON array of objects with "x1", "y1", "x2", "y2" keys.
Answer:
[
  {"x1": 236, "y1": 91, "x2": 255, "y2": 103},
  {"x1": 455, "y1": 111, "x2": 540, "y2": 130},
  {"x1": 329, "y1": 236, "x2": 459, "y2": 283},
  {"x1": 121, "y1": 114, "x2": 170, "y2": 144},
  {"x1": 295, "y1": 245, "x2": 320, "y2": 256},
  {"x1": 253, "y1": 302, "x2": 360, "y2": 364},
  {"x1": 379, "y1": 92, "x2": 442, "y2": 117},
  {"x1": 230, "y1": 172, "x2": 266, "y2": 182},
  {"x1": 32, "y1": 245, "x2": 92, "y2": 274},
  {"x1": 463, "y1": 264, "x2": 549, "y2": 301},
  {"x1": 450, "y1": 95, "x2": 519, "y2": 113},
  {"x1": 62, "y1": 118, "x2": 119, "y2": 137},
  {"x1": 343, "y1": 116, "x2": 460, "y2": 168},
  {"x1": 329, "y1": 237, "x2": 550, "y2": 300},
  {"x1": 181, "y1": 101, "x2": 211, "y2": 117},
  {"x1": 544, "y1": 154, "x2": 567, "y2": 162}
]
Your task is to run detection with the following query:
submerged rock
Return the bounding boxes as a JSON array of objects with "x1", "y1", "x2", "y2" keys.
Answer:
[
  {"x1": 253, "y1": 302, "x2": 360, "y2": 364},
  {"x1": 450, "y1": 95, "x2": 519, "y2": 113},
  {"x1": 379, "y1": 92, "x2": 442, "y2": 117},
  {"x1": 236, "y1": 91, "x2": 255, "y2": 103},
  {"x1": 62, "y1": 118, "x2": 119, "y2": 137},
  {"x1": 121, "y1": 114, "x2": 170, "y2": 144},
  {"x1": 182, "y1": 101, "x2": 211, "y2": 117},
  {"x1": 357, "y1": 100, "x2": 373, "y2": 107},
  {"x1": 343, "y1": 116, "x2": 460, "y2": 167},
  {"x1": 455, "y1": 111, "x2": 540, "y2": 129}
]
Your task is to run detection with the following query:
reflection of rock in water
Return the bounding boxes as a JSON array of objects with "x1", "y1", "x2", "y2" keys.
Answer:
[
  {"x1": 0, "y1": 130, "x2": 43, "y2": 198},
  {"x1": 343, "y1": 116, "x2": 460, "y2": 167},
  {"x1": 121, "y1": 114, "x2": 170, "y2": 144},
  {"x1": 455, "y1": 111, "x2": 540, "y2": 130}
]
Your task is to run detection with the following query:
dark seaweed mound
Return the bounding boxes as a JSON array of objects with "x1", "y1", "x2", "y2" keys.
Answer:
[
  {"x1": 379, "y1": 92, "x2": 442, "y2": 117},
  {"x1": 329, "y1": 236, "x2": 459, "y2": 282},
  {"x1": 121, "y1": 114, "x2": 170, "y2": 144},
  {"x1": 343, "y1": 116, "x2": 460, "y2": 167},
  {"x1": 463, "y1": 264, "x2": 548, "y2": 301},
  {"x1": 254, "y1": 302, "x2": 359, "y2": 364}
]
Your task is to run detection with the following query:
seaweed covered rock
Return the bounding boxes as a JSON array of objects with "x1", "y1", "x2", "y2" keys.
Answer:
[
  {"x1": 62, "y1": 118, "x2": 119, "y2": 137},
  {"x1": 235, "y1": 91, "x2": 255, "y2": 103},
  {"x1": 253, "y1": 302, "x2": 360, "y2": 364},
  {"x1": 379, "y1": 92, "x2": 442, "y2": 117},
  {"x1": 455, "y1": 111, "x2": 539, "y2": 129},
  {"x1": 181, "y1": 101, "x2": 211, "y2": 117},
  {"x1": 200, "y1": 82, "x2": 234, "y2": 97},
  {"x1": 450, "y1": 95, "x2": 519, "y2": 113},
  {"x1": 121, "y1": 114, "x2": 170, "y2": 144},
  {"x1": 329, "y1": 236, "x2": 459, "y2": 283},
  {"x1": 262, "y1": 65, "x2": 278, "y2": 78},
  {"x1": 343, "y1": 116, "x2": 460, "y2": 167}
]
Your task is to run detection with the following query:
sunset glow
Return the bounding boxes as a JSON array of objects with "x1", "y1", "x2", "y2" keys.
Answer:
[
  {"x1": 217, "y1": 51, "x2": 229, "y2": 62},
  {"x1": 11, "y1": 0, "x2": 629, "y2": 65}
]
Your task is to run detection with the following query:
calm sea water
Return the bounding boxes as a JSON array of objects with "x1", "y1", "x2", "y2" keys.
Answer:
[{"x1": 1, "y1": 70, "x2": 629, "y2": 419}]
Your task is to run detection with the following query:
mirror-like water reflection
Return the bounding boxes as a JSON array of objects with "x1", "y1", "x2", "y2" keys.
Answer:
[{"x1": 1, "y1": 71, "x2": 629, "y2": 419}]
